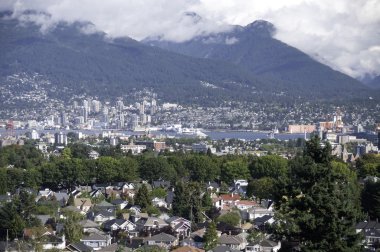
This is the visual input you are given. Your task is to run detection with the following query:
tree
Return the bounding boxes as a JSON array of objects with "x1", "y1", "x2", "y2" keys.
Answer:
[
  {"x1": 273, "y1": 137, "x2": 362, "y2": 251},
  {"x1": 139, "y1": 157, "x2": 176, "y2": 182},
  {"x1": 61, "y1": 147, "x2": 72, "y2": 159},
  {"x1": 172, "y1": 181, "x2": 189, "y2": 218},
  {"x1": 362, "y1": 180, "x2": 380, "y2": 220},
  {"x1": 134, "y1": 184, "x2": 151, "y2": 209},
  {"x1": 356, "y1": 154, "x2": 380, "y2": 178},
  {"x1": 64, "y1": 210, "x2": 83, "y2": 243},
  {"x1": 247, "y1": 177, "x2": 275, "y2": 202},
  {"x1": 221, "y1": 159, "x2": 250, "y2": 185},
  {"x1": 203, "y1": 221, "x2": 218, "y2": 251},
  {"x1": 118, "y1": 157, "x2": 139, "y2": 181},
  {"x1": 217, "y1": 212, "x2": 241, "y2": 227},
  {"x1": 96, "y1": 156, "x2": 119, "y2": 183},
  {"x1": 249, "y1": 155, "x2": 288, "y2": 179},
  {"x1": 186, "y1": 155, "x2": 219, "y2": 182}
]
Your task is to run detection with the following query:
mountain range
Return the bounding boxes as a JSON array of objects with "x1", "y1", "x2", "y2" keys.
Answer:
[{"x1": 0, "y1": 11, "x2": 377, "y2": 108}]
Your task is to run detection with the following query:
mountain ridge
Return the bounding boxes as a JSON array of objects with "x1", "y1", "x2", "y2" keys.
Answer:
[{"x1": 144, "y1": 20, "x2": 371, "y2": 98}]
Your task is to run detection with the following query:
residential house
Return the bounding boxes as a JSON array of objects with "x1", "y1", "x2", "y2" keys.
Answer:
[
  {"x1": 95, "y1": 200, "x2": 117, "y2": 211},
  {"x1": 103, "y1": 219, "x2": 136, "y2": 232},
  {"x1": 53, "y1": 191, "x2": 69, "y2": 207},
  {"x1": 111, "y1": 199, "x2": 128, "y2": 210},
  {"x1": 89, "y1": 189, "x2": 105, "y2": 199},
  {"x1": 74, "y1": 198, "x2": 93, "y2": 213},
  {"x1": 167, "y1": 216, "x2": 192, "y2": 238},
  {"x1": 152, "y1": 197, "x2": 168, "y2": 208},
  {"x1": 253, "y1": 215, "x2": 275, "y2": 230},
  {"x1": 78, "y1": 219, "x2": 100, "y2": 233},
  {"x1": 66, "y1": 242, "x2": 93, "y2": 252},
  {"x1": 205, "y1": 182, "x2": 220, "y2": 193},
  {"x1": 80, "y1": 233, "x2": 112, "y2": 250},
  {"x1": 356, "y1": 221, "x2": 380, "y2": 249},
  {"x1": 241, "y1": 206, "x2": 274, "y2": 221},
  {"x1": 145, "y1": 232, "x2": 179, "y2": 249},
  {"x1": 136, "y1": 217, "x2": 169, "y2": 232},
  {"x1": 236, "y1": 200, "x2": 258, "y2": 211},
  {"x1": 171, "y1": 245, "x2": 205, "y2": 252},
  {"x1": 88, "y1": 209, "x2": 116, "y2": 224},
  {"x1": 212, "y1": 245, "x2": 240, "y2": 252},
  {"x1": 88, "y1": 150, "x2": 100, "y2": 160},
  {"x1": 246, "y1": 240, "x2": 281, "y2": 252},
  {"x1": 153, "y1": 180, "x2": 171, "y2": 189},
  {"x1": 217, "y1": 193, "x2": 241, "y2": 209},
  {"x1": 217, "y1": 234, "x2": 247, "y2": 250}
]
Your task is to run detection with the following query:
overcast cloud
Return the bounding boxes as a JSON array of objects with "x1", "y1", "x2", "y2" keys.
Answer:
[{"x1": 1, "y1": 0, "x2": 380, "y2": 78}]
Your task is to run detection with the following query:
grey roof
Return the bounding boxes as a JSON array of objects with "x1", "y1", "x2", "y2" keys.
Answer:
[
  {"x1": 81, "y1": 233, "x2": 108, "y2": 241},
  {"x1": 97, "y1": 243, "x2": 119, "y2": 252},
  {"x1": 89, "y1": 209, "x2": 116, "y2": 218},
  {"x1": 218, "y1": 235, "x2": 244, "y2": 245},
  {"x1": 260, "y1": 239, "x2": 278, "y2": 248},
  {"x1": 153, "y1": 180, "x2": 171, "y2": 188},
  {"x1": 146, "y1": 232, "x2": 177, "y2": 242},
  {"x1": 254, "y1": 215, "x2": 273, "y2": 225},
  {"x1": 166, "y1": 191, "x2": 174, "y2": 204},
  {"x1": 54, "y1": 192, "x2": 69, "y2": 201},
  {"x1": 111, "y1": 199, "x2": 127, "y2": 205},
  {"x1": 103, "y1": 219, "x2": 133, "y2": 230},
  {"x1": 356, "y1": 221, "x2": 380, "y2": 230},
  {"x1": 79, "y1": 219, "x2": 100, "y2": 228},
  {"x1": 364, "y1": 229, "x2": 380, "y2": 238},
  {"x1": 67, "y1": 242, "x2": 93, "y2": 252},
  {"x1": 212, "y1": 245, "x2": 240, "y2": 252},
  {"x1": 35, "y1": 215, "x2": 51, "y2": 225},
  {"x1": 96, "y1": 200, "x2": 115, "y2": 208}
]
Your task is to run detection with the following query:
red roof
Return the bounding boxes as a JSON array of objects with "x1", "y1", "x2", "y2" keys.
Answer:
[{"x1": 219, "y1": 194, "x2": 241, "y2": 201}]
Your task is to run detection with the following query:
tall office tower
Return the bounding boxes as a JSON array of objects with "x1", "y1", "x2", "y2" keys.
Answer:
[
  {"x1": 139, "y1": 102, "x2": 145, "y2": 115},
  {"x1": 82, "y1": 107, "x2": 88, "y2": 123},
  {"x1": 132, "y1": 114, "x2": 139, "y2": 128},
  {"x1": 116, "y1": 100, "x2": 124, "y2": 112},
  {"x1": 92, "y1": 100, "x2": 101, "y2": 113},
  {"x1": 60, "y1": 111, "x2": 68, "y2": 126},
  {"x1": 140, "y1": 114, "x2": 147, "y2": 125},
  {"x1": 117, "y1": 113, "x2": 125, "y2": 129},
  {"x1": 150, "y1": 99, "x2": 157, "y2": 115},
  {"x1": 83, "y1": 100, "x2": 89, "y2": 110},
  {"x1": 102, "y1": 106, "x2": 109, "y2": 124},
  {"x1": 73, "y1": 101, "x2": 78, "y2": 109},
  {"x1": 54, "y1": 132, "x2": 68, "y2": 145}
]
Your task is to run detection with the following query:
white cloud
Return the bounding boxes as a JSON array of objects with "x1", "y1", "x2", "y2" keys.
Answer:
[{"x1": 1, "y1": 0, "x2": 380, "y2": 78}]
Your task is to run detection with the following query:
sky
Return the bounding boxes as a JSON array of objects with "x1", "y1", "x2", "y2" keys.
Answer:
[{"x1": 1, "y1": 0, "x2": 380, "y2": 79}]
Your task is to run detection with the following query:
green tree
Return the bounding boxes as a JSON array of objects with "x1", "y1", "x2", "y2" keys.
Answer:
[
  {"x1": 273, "y1": 137, "x2": 362, "y2": 251},
  {"x1": 203, "y1": 221, "x2": 218, "y2": 251},
  {"x1": 134, "y1": 184, "x2": 151, "y2": 209},
  {"x1": 247, "y1": 177, "x2": 275, "y2": 202},
  {"x1": 96, "y1": 156, "x2": 119, "y2": 182},
  {"x1": 63, "y1": 210, "x2": 83, "y2": 243},
  {"x1": 356, "y1": 154, "x2": 380, "y2": 178},
  {"x1": 61, "y1": 147, "x2": 72, "y2": 159},
  {"x1": 172, "y1": 181, "x2": 188, "y2": 218},
  {"x1": 221, "y1": 159, "x2": 250, "y2": 185},
  {"x1": 249, "y1": 155, "x2": 288, "y2": 179},
  {"x1": 139, "y1": 157, "x2": 176, "y2": 182},
  {"x1": 186, "y1": 155, "x2": 219, "y2": 182},
  {"x1": 151, "y1": 188, "x2": 167, "y2": 199},
  {"x1": 0, "y1": 202, "x2": 25, "y2": 240},
  {"x1": 118, "y1": 157, "x2": 139, "y2": 181},
  {"x1": 217, "y1": 211, "x2": 241, "y2": 227},
  {"x1": 362, "y1": 180, "x2": 380, "y2": 220}
]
